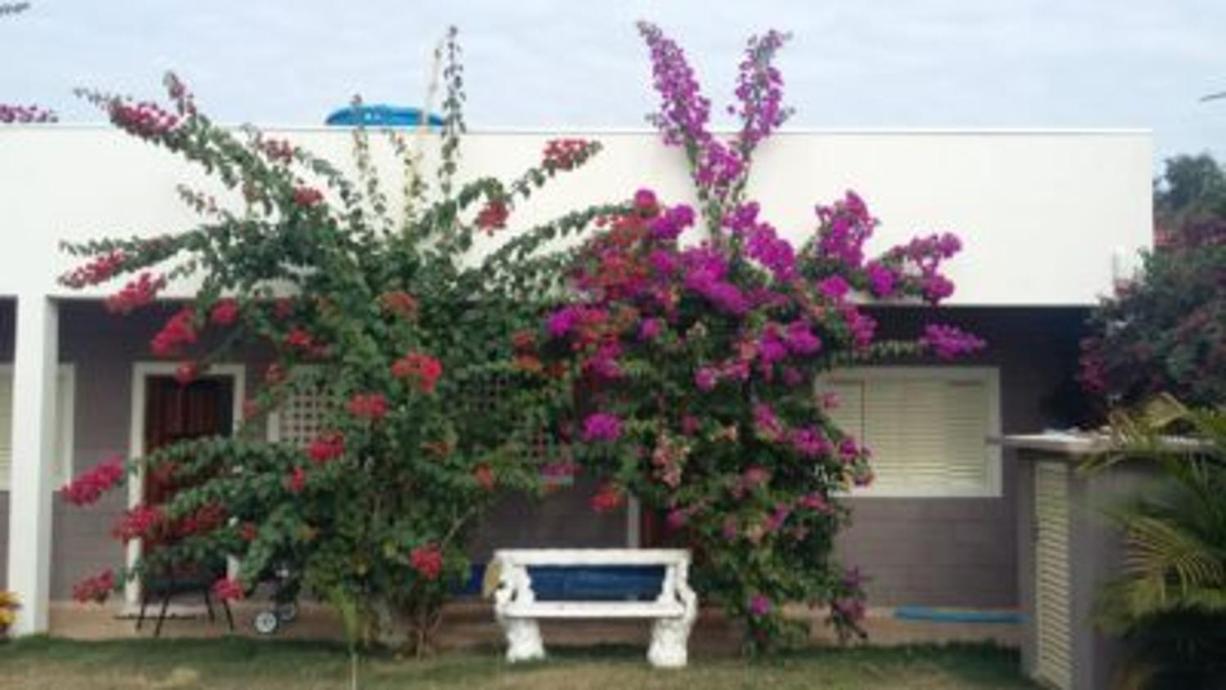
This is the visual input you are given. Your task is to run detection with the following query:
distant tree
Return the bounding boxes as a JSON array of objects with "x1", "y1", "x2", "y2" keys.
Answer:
[{"x1": 1079, "y1": 155, "x2": 1226, "y2": 409}]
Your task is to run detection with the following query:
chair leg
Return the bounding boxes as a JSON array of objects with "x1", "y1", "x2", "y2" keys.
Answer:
[
  {"x1": 154, "y1": 592, "x2": 171, "y2": 638},
  {"x1": 136, "y1": 590, "x2": 150, "y2": 631},
  {"x1": 203, "y1": 589, "x2": 216, "y2": 622},
  {"x1": 222, "y1": 600, "x2": 235, "y2": 632}
]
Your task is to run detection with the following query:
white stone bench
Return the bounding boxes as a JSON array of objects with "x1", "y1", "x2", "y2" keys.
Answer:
[{"x1": 490, "y1": 548, "x2": 698, "y2": 668}]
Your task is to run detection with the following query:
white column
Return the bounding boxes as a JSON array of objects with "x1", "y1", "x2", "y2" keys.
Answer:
[{"x1": 6, "y1": 295, "x2": 59, "y2": 635}]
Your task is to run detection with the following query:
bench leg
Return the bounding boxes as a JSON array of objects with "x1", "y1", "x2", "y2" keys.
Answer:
[
  {"x1": 648, "y1": 616, "x2": 692, "y2": 669},
  {"x1": 499, "y1": 618, "x2": 545, "y2": 663}
]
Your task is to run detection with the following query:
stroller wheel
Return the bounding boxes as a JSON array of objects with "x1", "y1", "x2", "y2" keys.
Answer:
[
  {"x1": 254, "y1": 610, "x2": 280, "y2": 635},
  {"x1": 276, "y1": 602, "x2": 298, "y2": 623}
]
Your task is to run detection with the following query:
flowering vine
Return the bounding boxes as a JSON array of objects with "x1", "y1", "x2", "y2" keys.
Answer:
[{"x1": 543, "y1": 23, "x2": 984, "y2": 651}]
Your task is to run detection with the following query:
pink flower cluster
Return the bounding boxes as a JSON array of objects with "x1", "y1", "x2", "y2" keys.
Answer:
[
  {"x1": 0, "y1": 104, "x2": 57, "y2": 123},
  {"x1": 151, "y1": 307, "x2": 198, "y2": 357},
  {"x1": 582, "y1": 412, "x2": 623, "y2": 442},
  {"x1": 109, "y1": 100, "x2": 180, "y2": 139},
  {"x1": 307, "y1": 431, "x2": 345, "y2": 464},
  {"x1": 112, "y1": 504, "x2": 164, "y2": 543},
  {"x1": 346, "y1": 393, "x2": 389, "y2": 421},
  {"x1": 920, "y1": 324, "x2": 986, "y2": 360},
  {"x1": 542, "y1": 138, "x2": 595, "y2": 171},
  {"x1": 60, "y1": 250, "x2": 126, "y2": 288},
  {"x1": 212, "y1": 577, "x2": 244, "y2": 601},
  {"x1": 410, "y1": 544, "x2": 444, "y2": 581},
  {"x1": 105, "y1": 273, "x2": 166, "y2": 314},
  {"x1": 72, "y1": 569, "x2": 115, "y2": 604},
  {"x1": 61, "y1": 454, "x2": 126, "y2": 506}
]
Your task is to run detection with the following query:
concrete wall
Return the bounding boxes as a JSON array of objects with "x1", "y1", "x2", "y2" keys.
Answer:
[{"x1": 0, "y1": 127, "x2": 1151, "y2": 306}]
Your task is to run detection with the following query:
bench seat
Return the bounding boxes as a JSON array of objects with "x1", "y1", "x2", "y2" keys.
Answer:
[{"x1": 502, "y1": 600, "x2": 686, "y2": 619}]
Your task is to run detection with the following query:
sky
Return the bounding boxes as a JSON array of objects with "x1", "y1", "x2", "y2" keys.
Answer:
[{"x1": 2, "y1": 0, "x2": 1224, "y2": 165}]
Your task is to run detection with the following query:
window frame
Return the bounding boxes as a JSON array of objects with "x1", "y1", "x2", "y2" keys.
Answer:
[{"x1": 820, "y1": 366, "x2": 1002, "y2": 499}]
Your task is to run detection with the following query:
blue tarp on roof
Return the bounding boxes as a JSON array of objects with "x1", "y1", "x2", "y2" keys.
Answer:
[{"x1": 325, "y1": 105, "x2": 444, "y2": 128}]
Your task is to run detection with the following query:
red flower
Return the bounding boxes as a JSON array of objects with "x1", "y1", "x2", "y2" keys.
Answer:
[
  {"x1": 380, "y1": 290, "x2": 419, "y2": 319},
  {"x1": 284, "y1": 328, "x2": 314, "y2": 351},
  {"x1": 511, "y1": 330, "x2": 536, "y2": 352},
  {"x1": 174, "y1": 503, "x2": 227, "y2": 538},
  {"x1": 542, "y1": 138, "x2": 593, "y2": 171},
  {"x1": 410, "y1": 544, "x2": 444, "y2": 581},
  {"x1": 209, "y1": 298, "x2": 240, "y2": 326},
  {"x1": 60, "y1": 250, "x2": 126, "y2": 288},
  {"x1": 346, "y1": 393, "x2": 388, "y2": 421},
  {"x1": 590, "y1": 482, "x2": 624, "y2": 513},
  {"x1": 211, "y1": 577, "x2": 244, "y2": 601},
  {"x1": 475, "y1": 199, "x2": 510, "y2": 233},
  {"x1": 61, "y1": 454, "x2": 126, "y2": 507},
  {"x1": 174, "y1": 361, "x2": 199, "y2": 385},
  {"x1": 105, "y1": 272, "x2": 166, "y2": 314},
  {"x1": 307, "y1": 431, "x2": 346, "y2": 464},
  {"x1": 286, "y1": 466, "x2": 307, "y2": 494},
  {"x1": 293, "y1": 186, "x2": 324, "y2": 208},
  {"x1": 112, "y1": 504, "x2": 164, "y2": 543},
  {"x1": 391, "y1": 352, "x2": 443, "y2": 393},
  {"x1": 151, "y1": 307, "x2": 198, "y2": 357},
  {"x1": 239, "y1": 522, "x2": 259, "y2": 542},
  {"x1": 72, "y1": 569, "x2": 115, "y2": 604},
  {"x1": 473, "y1": 464, "x2": 496, "y2": 491}
]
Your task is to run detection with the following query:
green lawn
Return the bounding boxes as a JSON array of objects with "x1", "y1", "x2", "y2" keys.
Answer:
[{"x1": 0, "y1": 637, "x2": 1036, "y2": 689}]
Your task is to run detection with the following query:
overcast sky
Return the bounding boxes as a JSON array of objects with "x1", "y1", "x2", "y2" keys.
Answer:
[{"x1": 3, "y1": 1, "x2": 1224, "y2": 164}]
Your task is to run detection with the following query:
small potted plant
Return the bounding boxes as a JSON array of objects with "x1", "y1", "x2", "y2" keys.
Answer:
[{"x1": 0, "y1": 591, "x2": 18, "y2": 639}]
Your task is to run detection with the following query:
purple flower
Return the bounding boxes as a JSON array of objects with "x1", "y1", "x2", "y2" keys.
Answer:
[
  {"x1": 921, "y1": 274, "x2": 955, "y2": 303},
  {"x1": 818, "y1": 275, "x2": 851, "y2": 300},
  {"x1": 841, "y1": 306, "x2": 877, "y2": 349},
  {"x1": 798, "y1": 491, "x2": 832, "y2": 514},
  {"x1": 749, "y1": 594, "x2": 772, "y2": 617},
  {"x1": 790, "y1": 427, "x2": 829, "y2": 458},
  {"x1": 783, "y1": 321, "x2": 822, "y2": 355},
  {"x1": 722, "y1": 517, "x2": 739, "y2": 541},
  {"x1": 764, "y1": 502, "x2": 792, "y2": 532},
  {"x1": 634, "y1": 188, "x2": 658, "y2": 212},
  {"x1": 920, "y1": 324, "x2": 986, "y2": 360},
  {"x1": 838, "y1": 437, "x2": 860, "y2": 461},
  {"x1": 582, "y1": 413, "x2": 623, "y2": 443},
  {"x1": 666, "y1": 507, "x2": 691, "y2": 530},
  {"x1": 694, "y1": 367, "x2": 718, "y2": 392},
  {"x1": 753, "y1": 403, "x2": 783, "y2": 440},
  {"x1": 638, "y1": 317, "x2": 663, "y2": 341},
  {"x1": 547, "y1": 306, "x2": 581, "y2": 338},
  {"x1": 866, "y1": 262, "x2": 897, "y2": 297},
  {"x1": 758, "y1": 328, "x2": 788, "y2": 364},
  {"x1": 650, "y1": 204, "x2": 696, "y2": 241}
]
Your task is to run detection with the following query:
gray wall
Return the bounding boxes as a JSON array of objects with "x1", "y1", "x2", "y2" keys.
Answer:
[
  {"x1": 0, "y1": 302, "x2": 1087, "y2": 607},
  {"x1": 835, "y1": 307, "x2": 1089, "y2": 608}
]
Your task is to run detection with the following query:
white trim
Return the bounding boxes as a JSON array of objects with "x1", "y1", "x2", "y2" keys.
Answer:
[
  {"x1": 0, "y1": 363, "x2": 75, "y2": 491},
  {"x1": 821, "y1": 366, "x2": 1003, "y2": 499},
  {"x1": 124, "y1": 361, "x2": 246, "y2": 607}
]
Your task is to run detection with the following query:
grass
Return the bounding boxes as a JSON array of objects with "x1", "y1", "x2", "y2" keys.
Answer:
[{"x1": 0, "y1": 636, "x2": 1036, "y2": 689}]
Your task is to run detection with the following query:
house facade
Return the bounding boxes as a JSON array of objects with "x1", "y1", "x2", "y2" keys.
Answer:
[{"x1": 0, "y1": 126, "x2": 1151, "y2": 635}]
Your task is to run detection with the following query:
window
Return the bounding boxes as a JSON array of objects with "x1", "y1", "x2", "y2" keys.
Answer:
[
  {"x1": 0, "y1": 365, "x2": 76, "y2": 490},
  {"x1": 819, "y1": 367, "x2": 1001, "y2": 497},
  {"x1": 267, "y1": 383, "x2": 330, "y2": 448}
]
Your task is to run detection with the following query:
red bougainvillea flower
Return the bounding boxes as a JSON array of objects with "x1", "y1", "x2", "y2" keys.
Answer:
[
  {"x1": 410, "y1": 544, "x2": 444, "y2": 581},
  {"x1": 590, "y1": 482, "x2": 624, "y2": 513},
  {"x1": 919, "y1": 324, "x2": 986, "y2": 360},
  {"x1": 72, "y1": 569, "x2": 115, "y2": 604},
  {"x1": 112, "y1": 504, "x2": 164, "y2": 543},
  {"x1": 542, "y1": 138, "x2": 594, "y2": 171},
  {"x1": 346, "y1": 393, "x2": 388, "y2": 421},
  {"x1": 283, "y1": 327, "x2": 314, "y2": 351},
  {"x1": 286, "y1": 466, "x2": 307, "y2": 494},
  {"x1": 307, "y1": 431, "x2": 345, "y2": 464},
  {"x1": 292, "y1": 186, "x2": 324, "y2": 208},
  {"x1": 61, "y1": 454, "x2": 126, "y2": 507},
  {"x1": 105, "y1": 272, "x2": 167, "y2": 314},
  {"x1": 473, "y1": 463, "x2": 495, "y2": 491},
  {"x1": 475, "y1": 198, "x2": 510, "y2": 233},
  {"x1": 391, "y1": 352, "x2": 443, "y2": 393},
  {"x1": 151, "y1": 307, "x2": 198, "y2": 357},
  {"x1": 211, "y1": 577, "x2": 244, "y2": 601},
  {"x1": 174, "y1": 361, "x2": 199, "y2": 385},
  {"x1": 173, "y1": 502, "x2": 227, "y2": 538},
  {"x1": 239, "y1": 522, "x2": 259, "y2": 542},
  {"x1": 380, "y1": 290, "x2": 419, "y2": 319},
  {"x1": 209, "y1": 298, "x2": 240, "y2": 326},
  {"x1": 60, "y1": 250, "x2": 126, "y2": 288}
]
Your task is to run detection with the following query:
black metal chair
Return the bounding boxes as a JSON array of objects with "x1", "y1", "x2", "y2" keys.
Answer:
[{"x1": 135, "y1": 559, "x2": 234, "y2": 637}]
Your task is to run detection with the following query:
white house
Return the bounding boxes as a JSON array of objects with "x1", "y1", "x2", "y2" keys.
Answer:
[{"x1": 0, "y1": 125, "x2": 1151, "y2": 635}]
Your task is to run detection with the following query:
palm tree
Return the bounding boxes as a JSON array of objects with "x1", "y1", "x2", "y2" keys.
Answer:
[{"x1": 1087, "y1": 395, "x2": 1226, "y2": 690}]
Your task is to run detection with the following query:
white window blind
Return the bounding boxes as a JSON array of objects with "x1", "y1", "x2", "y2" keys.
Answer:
[
  {"x1": 0, "y1": 365, "x2": 76, "y2": 490},
  {"x1": 819, "y1": 367, "x2": 1000, "y2": 497}
]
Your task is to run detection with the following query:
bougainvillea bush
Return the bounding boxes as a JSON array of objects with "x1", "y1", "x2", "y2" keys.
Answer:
[
  {"x1": 537, "y1": 22, "x2": 984, "y2": 650},
  {"x1": 59, "y1": 30, "x2": 617, "y2": 652}
]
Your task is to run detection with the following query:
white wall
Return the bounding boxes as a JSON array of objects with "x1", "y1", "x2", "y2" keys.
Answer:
[{"x1": 0, "y1": 126, "x2": 1151, "y2": 305}]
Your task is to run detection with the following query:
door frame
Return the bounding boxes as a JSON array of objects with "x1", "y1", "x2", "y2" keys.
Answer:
[{"x1": 124, "y1": 361, "x2": 246, "y2": 607}]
